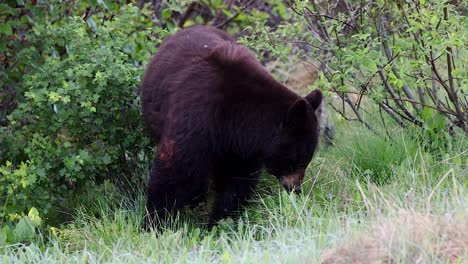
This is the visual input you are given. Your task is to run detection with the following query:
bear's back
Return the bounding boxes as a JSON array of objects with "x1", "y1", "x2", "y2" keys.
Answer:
[
  {"x1": 141, "y1": 27, "x2": 251, "y2": 142},
  {"x1": 141, "y1": 26, "x2": 296, "y2": 145},
  {"x1": 141, "y1": 26, "x2": 232, "y2": 142}
]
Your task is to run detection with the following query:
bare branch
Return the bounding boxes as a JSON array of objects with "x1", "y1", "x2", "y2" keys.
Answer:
[
  {"x1": 443, "y1": 6, "x2": 456, "y2": 95},
  {"x1": 178, "y1": 2, "x2": 199, "y2": 28},
  {"x1": 377, "y1": 69, "x2": 419, "y2": 124},
  {"x1": 214, "y1": 0, "x2": 255, "y2": 29},
  {"x1": 377, "y1": 16, "x2": 420, "y2": 111},
  {"x1": 382, "y1": 97, "x2": 456, "y2": 116},
  {"x1": 344, "y1": 94, "x2": 374, "y2": 131},
  {"x1": 380, "y1": 102, "x2": 407, "y2": 127},
  {"x1": 428, "y1": 50, "x2": 465, "y2": 129}
]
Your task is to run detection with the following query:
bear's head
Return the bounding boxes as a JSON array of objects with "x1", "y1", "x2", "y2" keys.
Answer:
[{"x1": 265, "y1": 89, "x2": 323, "y2": 193}]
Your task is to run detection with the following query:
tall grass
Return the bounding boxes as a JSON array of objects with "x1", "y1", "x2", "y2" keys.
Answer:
[{"x1": 1, "y1": 125, "x2": 466, "y2": 263}]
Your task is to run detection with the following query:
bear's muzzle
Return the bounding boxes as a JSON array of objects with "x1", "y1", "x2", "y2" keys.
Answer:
[{"x1": 280, "y1": 172, "x2": 304, "y2": 194}]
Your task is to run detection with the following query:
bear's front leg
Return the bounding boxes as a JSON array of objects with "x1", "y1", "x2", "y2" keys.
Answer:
[
  {"x1": 209, "y1": 159, "x2": 262, "y2": 227},
  {"x1": 144, "y1": 156, "x2": 209, "y2": 231}
]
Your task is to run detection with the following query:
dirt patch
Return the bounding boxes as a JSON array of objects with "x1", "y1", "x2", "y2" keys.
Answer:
[
  {"x1": 266, "y1": 56, "x2": 319, "y2": 96},
  {"x1": 321, "y1": 211, "x2": 468, "y2": 264}
]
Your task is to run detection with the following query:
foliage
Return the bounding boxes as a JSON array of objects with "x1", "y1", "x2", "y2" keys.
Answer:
[
  {"x1": 0, "y1": 0, "x2": 138, "y2": 124},
  {"x1": 299, "y1": 0, "x2": 467, "y2": 135},
  {"x1": 0, "y1": 5, "x2": 164, "y2": 224},
  {"x1": 238, "y1": 20, "x2": 301, "y2": 62},
  {"x1": 0, "y1": 207, "x2": 42, "y2": 246}
]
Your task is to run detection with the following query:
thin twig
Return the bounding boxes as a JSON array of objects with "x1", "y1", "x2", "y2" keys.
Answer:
[
  {"x1": 178, "y1": 2, "x2": 198, "y2": 28},
  {"x1": 379, "y1": 102, "x2": 406, "y2": 127},
  {"x1": 344, "y1": 94, "x2": 374, "y2": 131},
  {"x1": 382, "y1": 97, "x2": 456, "y2": 116},
  {"x1": 214, "y1": 0, "x2": 255, "y2": 29}
]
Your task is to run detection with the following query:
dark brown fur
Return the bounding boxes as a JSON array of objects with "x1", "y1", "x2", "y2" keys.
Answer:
[{"x1": 141, "y1": 26, "x2": 322, "y2": 229}]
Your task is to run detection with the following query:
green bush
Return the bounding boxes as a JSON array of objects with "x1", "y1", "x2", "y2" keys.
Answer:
[
  {"x1": 0, "y1": 6, "x2": 165, "y2": 223},
  {"x1": 0, "y1": 1, "x2": 137, "y2": 124},
  {"x1": 304, "y1": 0, "x2": 467, "y2": 133}
]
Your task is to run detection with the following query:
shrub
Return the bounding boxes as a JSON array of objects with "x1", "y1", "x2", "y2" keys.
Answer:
[
  {"x1": 302, "y1": 0, "x2": 467, "y2": 134},
  {"x1": 0, "y1": 0, "x2": 137, "y2": 125},
  {"x1": 0, "y1": 6, "x2": 165, "y2": 223}
]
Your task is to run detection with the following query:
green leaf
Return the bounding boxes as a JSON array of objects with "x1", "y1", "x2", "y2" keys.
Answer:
[
  {"x1": 49, "y1": 92, "x2": 60, "y2": 103},
  {"x1": 396, "y1": 79, "x2": 404, "y2": 89},
  {"x1": 14, "y1": 217, "x2": 35, "y2": 242},
  {"x1": 0, "y1": 226, "x2": 8, "y2": 245},
  {"x1": 0, "y1": 225, "x2": 16, "y2": 245},
  {"x1": 0, "y1": 23, "x2": 12, "y2": 35},
  {"x1": 162, "y1": 9, "x2": 172, "y2": 20},
  {"x1": 79, "y1": 150, "x2": 91, "y2": 161},
  {"x1": 388, "y1": 72, "x2": 397, "y2": 83},
  {"x1": 96, "y1": 0, "x2": 108, "y2": 10},
  {"x1": 421, "y1": 107, "x2": 446, "y2": 131},
  {"x1": 28, "y1": 207, "x2": 42, "y2": 228},
  {"x1": 62, "y1": 95, "x2": 71, "y2": 104},
  {"x1": 0, "y1": 4, "x2": 19, "y2": 15},
  {"x1": 86, "y1": 17, "x2": 97, "y2": 31},
  {"x1": 430, "y1": 14, "x2": 439, "y2": 26},
  {"x1": 102, "y1": 154, "x2": 112, "y2": 165}
]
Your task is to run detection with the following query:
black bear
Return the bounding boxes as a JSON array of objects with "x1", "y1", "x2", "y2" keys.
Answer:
[{"x1": 141, "y1": 26, "x2": 322, "y2": 228}]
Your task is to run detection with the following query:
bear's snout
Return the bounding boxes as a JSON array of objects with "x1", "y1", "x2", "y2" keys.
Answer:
[{"x1": 280, "y1": 172, "x2": 304, "y2": 194}]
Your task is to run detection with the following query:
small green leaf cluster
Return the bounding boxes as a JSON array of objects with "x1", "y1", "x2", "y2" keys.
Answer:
[
  {"x1": 0, "y1": 5, "x2": 164, "y2": 225},
  {"x1": 0, "y1": 207, "x2": 41, "y2": 245}
]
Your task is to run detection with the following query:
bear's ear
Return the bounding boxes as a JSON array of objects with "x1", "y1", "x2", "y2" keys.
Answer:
[
  {"x1": 207, "y1": 41, "x2": 251, "y2": 66},
  {"x1": 305, "y1": 89, "x2": 323, "y2": 110},
  {"x1": 286, "y1": 99, "x2": 308, "y2": 128}
]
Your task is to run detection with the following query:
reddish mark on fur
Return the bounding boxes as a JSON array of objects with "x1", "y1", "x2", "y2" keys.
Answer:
[{"x1": 158, "y1": 139, "x2": 175, "y2": 162}]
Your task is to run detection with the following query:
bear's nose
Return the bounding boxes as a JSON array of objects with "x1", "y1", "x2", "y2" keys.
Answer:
[{"x1": 280, "y1": 173, "x2": 303, "y2": 194}]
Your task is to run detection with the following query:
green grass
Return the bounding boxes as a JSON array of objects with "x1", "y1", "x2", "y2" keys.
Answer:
[{"x1": 1, "y1": 125, "x2": 467, "y2": 263}]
